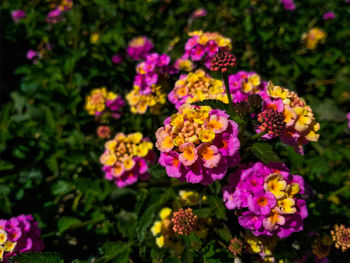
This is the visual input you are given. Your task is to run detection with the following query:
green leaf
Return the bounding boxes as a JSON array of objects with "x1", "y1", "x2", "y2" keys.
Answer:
[
  {"x1": 44, "y1": 107, "x2": 56, "y2": 135},
  {"x1": 102, "y1": 242, "x2": 129, "y2": 261},
  {"x1": 51, "y1": 180, "x2": 75, "y2": 196},
  {"x1": 57, "y1": 216, "x2": 81, "y2": 233},
  {"x1": 0, "y1": 160, "x2": 15, "y2": 171},
  {"x1": 215, "y1": 225, "x2": 232, "y2": 242},
  {"x1": 112, "y1": 248, "x2": 131, "y2": 263},
  {"x1": 8, "y1": 252, "x2": 63, "y2": 263},
  {"x1": 137, "y1": 204, "x2": 158, "y2": 242},
  {"x1": 252, "y1": 142, "x2": 281, "y2": 164},
  {"x1": 164, "y1": 256, "x2": 182, "y2": 263},
  {"x1": 148, "y1": 163, "x2": 167, "y2": 179},
  {"x1": 193, "y1": 208, "x2": 213, "y2": 218},
  {"x1": 116, "y1": 211, "x2": 137, "y2": 239},
  {"x1": 188, "y1": 232, "x2": 202, "y2": 251}
]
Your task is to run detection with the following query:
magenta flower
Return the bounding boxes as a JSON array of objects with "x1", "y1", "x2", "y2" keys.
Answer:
[
  {"x1": 111, "y1": 54, "x2": 123, "y2": 65},
  {"x1": 190, "y1": 44, "x2": 205, "y2": 61},
  {"x1": 280, "y1": 0, "x2": 296, "y2": 11},
  {"x1": 126, "y1": 52, "x2": 173, "y2": 114},
  {"x1": 0, "y1": 214, "x2": 44, "y2": 262},
  {"x1": 248, "y1": 191, "x2": 276, "y2": 215},
  {"x1": 347, "y1": 113, "x2": 350, "y2": 129},
  {"x1": 26, "y1": 50, "x2": 38, "y2": 60},
  {"x1": 11, "y1": 10, "x2": 26, "y2": 22},
  {"x1": 242, "y1": 168, "x2": 264, "y2": 193},
  {"x1": 181, "y1": 31, "x2": 231, "y2": 69},
  {"x1": 46, "y1": 8, "x2": 62, "y2": 24},
  {"x1": 238, "y1": 211, "x2": 264, "y2": 231},
  {"x1": 323, "y1": 11, "x2": 335, "y2": 20},
  {"x1": 223, "y1": 162, "x2": 308, "y2": 238},
  {"x1": 127, "y1": 36, "x2": 154, "y2": 60},
  {"x1": 228, "y1": 71, "x2": 268, "y2": 103}
]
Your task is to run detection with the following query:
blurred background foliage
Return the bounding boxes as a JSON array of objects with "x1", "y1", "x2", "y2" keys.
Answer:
[{"x1": 0, "y1": 0, "x2": 350, "y2": 262}]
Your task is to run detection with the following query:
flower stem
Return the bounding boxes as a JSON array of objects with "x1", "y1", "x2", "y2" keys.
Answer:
[
  {"x1": 251, "y1": 131, "x2": 267, "y2": 141},
  {"x1": 222, "y1": 72, "x2": 234, "y2": 115}
]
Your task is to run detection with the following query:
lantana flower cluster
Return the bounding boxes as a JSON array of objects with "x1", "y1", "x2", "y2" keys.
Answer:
[
  {"x1": 171, "y1": 208, "x2": 198, "y2": 236},
  {"x1": 46, "y1": 0, "x2": 73, "y2": 24},
  {"x1": 27, "y1": 41, "x2": 53, "y2": 64},
  {"x1": 223, "y1": 162, "x2": 308, "y2": 238},
  {"x1": 99, "y1": 132, "x2": 155, "y2": 188},
  {"x1": 11, "y1": 10, "x2": 26, "y2": 22},
  {"x1": 150, "y1": 191, "x2": 211, "y2": 256},
  {"x1": 168, "y1": 69, "x2": 230, "y2": 109},
  {"x1": 229, "y1": 71, "x2": 268, "y2": 103},
  {"x1": 280, "y1": 0, "x2": 296, "y2": 11},
  {"x1": 331, "y1": 224, "x2": 350, "y2": 252},
  {"x1": 0, "y1": 215, "x2": 44, "y2": 262},
  {"x1": 156, "y1": 104, "x2": 240, "y2": 185},
  {"x1": 151, "y1": 207, "x2": 184, "y2": 256},
  {"x1": 302, "y1": 28, "x2": 326, "y2": 50},
  {"x1": 265, "y1": 82, "x2": 320, "y2": 154},
  {"x1": 126, "y1": 53, "x2": 172, "y2": 114},
  {"x1": 85, "y1": 87, "x2": 125, "y2": 119},
  {"x1": 182, "y1": 30, "x2": 232, "y2": 69},
  {"x1": 127, "y1": 36, "x2": 154, "y2": 61}
]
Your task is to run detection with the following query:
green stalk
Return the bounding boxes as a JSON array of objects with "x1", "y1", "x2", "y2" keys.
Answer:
[
  {"x1": 222, "y1": 72, "x2": 234, "y2": 116},
  {"x1": 251, "y1": 131, "x2": 267, "y2": 141}
]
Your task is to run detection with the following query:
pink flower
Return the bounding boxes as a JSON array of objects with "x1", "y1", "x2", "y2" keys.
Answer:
[
  {"x1": 46, "y1": 8, "x2": 62, "y2": 24},
  {"x1": 0, "y1": 214, "x2": 44, "y2": 261},
  {"x1": 100, "y1": 133, "x2": 156, "y2": 188},
  {"x1": 347, "y1": 113, "x2": 350, "y2": 129},
  {"x1": 26, "y1": 50, "x2": 38, "y2": 60},
  {"x1": 111, "y1": 54, "x2": 123, "y2": 65},
  {"x1": 127, "y1": 36, "x2": 154, "y2": 60},
  {"x1": 280, "y1": 0, "x2": 296, "y2": 11},
  {"x1": 223, "y1": 162, "x2": 308, "y2": 238},
  {"x1": 97, "y1": 126, "x2": 111, "y2": 139},
  {"x1": 11, "y1": 10, "x2": 26, "y2": 22},
  {"x1": 156, "y1": 105, "x2": 240, "y2": 185},
  {"x1": 190, "y1": 44, "x2": 205, "y2": 61},
  {"x1": 323, "y1": 11, "x2": 335, "y2": 20},
  {"x1": 190, "y1": 8, "x2": 207, "y2": 19},
  {"x1": 248, "y1": 191, "x2": 276, "y2": 215}
]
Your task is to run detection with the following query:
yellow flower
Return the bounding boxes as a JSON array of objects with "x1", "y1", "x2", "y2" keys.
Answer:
[
  {"x1": 277, "y1": 197, "x2": 296, "y2": 214},
  {"x1": 127, "y1": 132, "x2": 143, "y2": 144},
  {"x1": 156, "y1": 235, "x2": 165, "y2": 248},
  {"x1": 264, "y1": 173, "x2": 287, "y2": 199},
  {"x1": 90, "y1": 32, "x2": 100, "y2": 44},
  {"x1": 3, "y1": 241, "x2": 16, "y2": 252},
  {"x1": 179, "y1": 190, "x2": 206, "y2": 206},
  {"x1": 0, "y1": 230, "x2": 7, "y2": 245},
  {"x1": 151, "y1": 221, "x2": 162, "y2": 236},
  {"x1": 199, "y1": 129, "x2": 215, "y2": 142},
  {"x1": 294, "y1": 107, "x2": 312, "y2": 132},
  {"x1": 267, "y1": 82, "x2": 289, "y2": 100},
  {"x1": 122, "y1": 157, "x2": 135, "y2": 171},
  {"x1": 249, "y1": 74, "x2": 261, "y2": 86},
  {"x1": 159, "y1": 207, "x2": 172, "y2": 220},
  {"x1": 286, "y1": 183, "x2": 300, "y2": 197}
]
